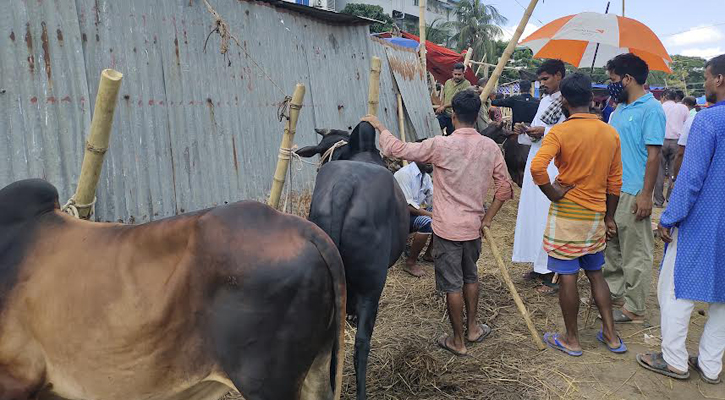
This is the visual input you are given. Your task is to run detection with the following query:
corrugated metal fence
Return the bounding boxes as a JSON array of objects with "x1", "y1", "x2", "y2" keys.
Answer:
[{"x1": 0, "y1": 0, "x2": 439, "y2": 223}]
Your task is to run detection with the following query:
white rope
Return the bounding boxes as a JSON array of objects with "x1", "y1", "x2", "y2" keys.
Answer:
[
  {"x1": 319, "y1": 140, "x2": 348, "y2": 169},
  {"x1": 61, "y1": 196, "x2": 97, "y2": 219}
]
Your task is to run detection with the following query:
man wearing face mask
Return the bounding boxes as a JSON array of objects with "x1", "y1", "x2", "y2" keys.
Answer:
[
  {"x1": 512, "y1": 59, "x2": 567, "y2": 294},
  {"x1": 603, "y1": 53, "x2": 666, "y2": 324},
  {"x1": 436, "y1": 63, "x2": 471, "y2": 135}
]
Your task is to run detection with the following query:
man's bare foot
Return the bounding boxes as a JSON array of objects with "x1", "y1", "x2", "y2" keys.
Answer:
[
  {"x1": 466, "y1": 323, "x2": 491, "y2": 343},
  {"x1": 601, "y1": 330, "x2": 621, "y2": 349},
  {"x1": 404, "y1": 261, "x2": 425, "y2": 277},
  {"x1": 614, "y1": 308, "x2": 645, "y2": 323},
  {"x1": 638, "y1": 353, "x2": 688, "y2": 375}
]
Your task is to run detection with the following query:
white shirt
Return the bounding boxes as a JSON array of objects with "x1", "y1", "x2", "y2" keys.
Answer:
[
  {"x1": 394, "y1": 162, "x2": 433, "y2": 209},
  {"x1": 678, "y1": 113, "x2": 696, "y2": 146}
]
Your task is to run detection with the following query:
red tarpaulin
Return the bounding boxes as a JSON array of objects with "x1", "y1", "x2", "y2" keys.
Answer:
[{"x1": 377, "y1": 32, "x2": 478, "y2": 86}]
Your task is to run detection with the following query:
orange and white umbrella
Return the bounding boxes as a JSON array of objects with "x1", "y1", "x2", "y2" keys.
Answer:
[{"x1": 520, "y1": 12, "x2": 672, "y2": 73}]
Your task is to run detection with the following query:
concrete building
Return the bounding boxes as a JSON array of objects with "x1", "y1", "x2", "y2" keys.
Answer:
[{"x1": 285, "y1": 0, "x2": 459, "y2": 32}]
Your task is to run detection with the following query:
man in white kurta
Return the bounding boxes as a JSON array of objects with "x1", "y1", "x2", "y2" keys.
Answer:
[{"x1": 512, "y1": 59, "x2": 567, "y2": 290}]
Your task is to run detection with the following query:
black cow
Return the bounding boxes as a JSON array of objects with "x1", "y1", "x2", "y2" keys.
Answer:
[
  {"x1": 297, "y1": 122, "x2": 408, "y2": 400},
  {"x1": 480, "y1": 123, "x2": 530, "y2": 188}
]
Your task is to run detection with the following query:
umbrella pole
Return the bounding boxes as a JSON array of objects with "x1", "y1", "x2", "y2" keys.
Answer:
[{"x1": 590, "y1": 1, "x2": 611, "y2": 73}]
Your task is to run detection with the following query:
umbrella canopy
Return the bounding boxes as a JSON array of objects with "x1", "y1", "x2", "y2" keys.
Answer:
[{"x1": 520, "y1": 12, "x2": 672, "y2": 73}]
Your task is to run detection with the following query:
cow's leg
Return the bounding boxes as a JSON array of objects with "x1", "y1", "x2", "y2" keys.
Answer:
[
  {"x1": 353, "y1": 277, "x2": 386, "y2": 400},
  {"x1": 300, "y1": 341, "x2": 334, "y2": 400}
]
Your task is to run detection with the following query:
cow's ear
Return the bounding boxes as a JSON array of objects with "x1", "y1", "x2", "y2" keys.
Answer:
[{"x1": 296, "y1": 145, "x2": 320, "y2": 158}]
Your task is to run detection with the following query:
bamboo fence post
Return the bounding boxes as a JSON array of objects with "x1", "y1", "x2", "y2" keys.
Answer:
[
  {"x1": 484, "y1": 227, "x2": 546, "y2": 350},
  {"x1": 463, "y1": 47, "x2": 474, "y2": 69},
  {"x1": 418, "y1": 0, "x2": 427, "y2": 72},
  {"x1": 268, "y1": 84, "x2": 306, "y2": 210},
  {"x1": 397, "y1": 94, "x2": 408, "y2": 167},
  {"x1": 479, "y1": 0, "x2": 539, "y2": 103},
  {"x1": 64, "y1": 69, "x2": 123, "y2": 220},
  {"x1": 367, "y1": 57, "x2": 382, "y2": 116}
]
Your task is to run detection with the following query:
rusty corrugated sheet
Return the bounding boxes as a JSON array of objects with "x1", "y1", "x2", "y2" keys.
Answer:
[{"x1": 1, "y1": 0, "x2": 438, "y2": 223}]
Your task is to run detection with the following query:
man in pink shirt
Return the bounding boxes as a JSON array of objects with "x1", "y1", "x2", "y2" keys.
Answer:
[
  {"x1": 363, "y1": 90, "x2": 513, "y2": 356},
  {"x1": 655, "y1": 90, "x2": 690, "y2": 207}
]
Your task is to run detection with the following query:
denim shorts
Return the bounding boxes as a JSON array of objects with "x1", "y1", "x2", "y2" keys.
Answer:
[{"x1": 547, "y1": 251, "x2": 605, "y2": 275}]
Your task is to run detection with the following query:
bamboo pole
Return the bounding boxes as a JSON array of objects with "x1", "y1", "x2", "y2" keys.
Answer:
[
  {"x1": 418, "y1": 0, "x2": 427, "y2": 72},
  {"x1": 397, "y1": 94, "x2": 408, "y2": 167},
  {"x1": 367, "y1": 57, "x2": 382, "y2": 116},
  {"x1": 479, "y1": 0, "x2": 539, "y2": 103},
  {"x1": 65, "y1": 69, "x2": 123, "y2": 220},
  {"x1": 484, "y1": 227, "x2": 546, "y2": 350},
  {"x1": 268, "y1": 84, "x2": 306, "y2": 210},
  {"x1": 475, "y1": 54, "x2": 487, "y2": 76},
  {"x1": 463, "y1": 47, "x2": 474, "y2": 69}
]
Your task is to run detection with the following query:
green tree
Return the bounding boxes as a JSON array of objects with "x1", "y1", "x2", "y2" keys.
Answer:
[
  {"x1": 409, "y1": 18, "x2": 453, "y2": 47},
  {"x1": 340, "y1": 3, "x2": 394, "y2": 34},
  {"x1": 445, "y1": 1, "x2": 507, "y2": 63}
]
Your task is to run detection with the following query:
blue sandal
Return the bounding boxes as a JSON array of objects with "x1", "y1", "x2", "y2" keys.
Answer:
[
  {"x1": 597, "y1": 331, "x2": 628, "y2": 353},
  {"x1": 544, "y1": 332, "x2": 583, "y2": 357}
]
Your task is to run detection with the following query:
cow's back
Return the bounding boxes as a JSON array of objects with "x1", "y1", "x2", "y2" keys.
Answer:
[{"x1": 309, "y1": 161, "x2": 407, "y2": 270}]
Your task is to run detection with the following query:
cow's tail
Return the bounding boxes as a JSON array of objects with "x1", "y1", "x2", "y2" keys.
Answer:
[
  {"x1": 325, "y1": 181, "x2": 354, "y2": 248},
  {"x1": 312, "y1": 233, "x2": 346, "y2": 400}
]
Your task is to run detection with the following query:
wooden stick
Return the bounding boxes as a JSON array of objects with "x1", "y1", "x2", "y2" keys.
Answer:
[
  {"x1": 397, "y1": 94, "x2": 409, "y2": 167},
  {"x1": 69, "y1": 69, "x2": 123, "y2": 219},
  {"x1": 479, "y1": 0, "x2": 539, "y2": 103},
  {"x1": 475, "y1": 54, "x2": 487, "y2": 76},
  {"x1": 483, "y1": 227, "x2": 546, "y2": 350},
  {"x1": 418, "y1": 0, "x2": 427, "y2": 72},
  {"x1": 367, "y1": 57, "x2": 382, "y2": 116},
  {"x1": 463, "y1": 47, "x2": 474, "y2": 69},
  {"x1": 268, "y1": 84, "x2": 306, "y2": 210}
]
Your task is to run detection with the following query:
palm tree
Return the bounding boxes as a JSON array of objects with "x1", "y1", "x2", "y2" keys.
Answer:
[{"x1": 445, "y1": 0, "x2": 507, "y2": 62}]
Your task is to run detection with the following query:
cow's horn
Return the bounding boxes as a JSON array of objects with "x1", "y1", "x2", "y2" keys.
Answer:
[{"x1": 315, "y1": 128, "x2": 330, "y2": 136}]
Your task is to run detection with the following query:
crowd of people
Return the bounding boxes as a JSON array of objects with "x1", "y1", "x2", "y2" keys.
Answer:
[{"x1": 398, "y1": 52, "x2": 725, "y2": 384}]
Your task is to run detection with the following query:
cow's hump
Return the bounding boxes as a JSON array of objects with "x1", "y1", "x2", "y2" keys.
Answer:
[{"x1": 0, "y1": 179, "x2": 59, "y2": 225}]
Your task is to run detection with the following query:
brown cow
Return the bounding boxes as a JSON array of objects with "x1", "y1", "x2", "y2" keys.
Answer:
[{"x1": 0, "y1": 179, "x2": 345, "y2": 400}]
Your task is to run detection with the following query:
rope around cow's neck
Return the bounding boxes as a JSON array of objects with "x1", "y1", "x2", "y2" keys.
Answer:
[{"x1": 319, "y1": 140, "x2": 348, "y2": 169}]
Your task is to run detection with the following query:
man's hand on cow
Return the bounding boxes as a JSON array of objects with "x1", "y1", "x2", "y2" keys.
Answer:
[
  {"x1": 435, "y1": 105, "x2": 446, "y2": 115},
  {"x1": 632, "y1": 192, "x2": 653, "y2": 221},
  {"x1": 604, "y1": 216, "x2": 618, "y2": 241},
  {"x1": 658, "y1": 223, "x2": 673, "y2": 243},
  {"x1": 514, "y1": 123, "x2": 528, "y2": 135},
  {"x1": 361, "y1": 115, "x2": 386, "y2": 132}
]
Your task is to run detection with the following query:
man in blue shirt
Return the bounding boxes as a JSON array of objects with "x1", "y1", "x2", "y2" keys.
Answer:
[
  {"x1": 637, "y1": 54, "x2": 725, "y2": 384},
  {"x1": 602, "y1": 54, "x2": 665, "y2": 324}
]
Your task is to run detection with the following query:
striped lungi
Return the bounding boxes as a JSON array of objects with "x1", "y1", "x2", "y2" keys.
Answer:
[{"x1": 543, "y1": 199, "x2": 606, "y2": 260}]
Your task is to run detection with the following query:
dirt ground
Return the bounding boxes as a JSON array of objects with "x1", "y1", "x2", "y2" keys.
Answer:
[{"x1": 223, "y1": 189, "x2": 725, "y2": 400}]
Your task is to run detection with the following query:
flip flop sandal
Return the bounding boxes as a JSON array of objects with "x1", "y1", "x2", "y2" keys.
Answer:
[
  {"x1": 544, "y1": 332, "x2": 583, "y2": 357},
  {"x1": 437, "y1": 335, "x2": 468, "y2": 357},
  {"x1": 597, "y1": 331, "x2": 628, "y2": 354},
  {"x1": 612, "y1": 309, "x2": 645, "y2": 324},
  {"x1": 536, "y1": 281, "x2": 559, "y2": 295},
  {"x1": 689, "y1": 356, "x2": 722, "y2": 384},
  {"x1": 467, "y1": 324, "x2": 492, "y2": 344},
  {"x1": 636, "y1": 353, "x2": 690, "y2": 380}
]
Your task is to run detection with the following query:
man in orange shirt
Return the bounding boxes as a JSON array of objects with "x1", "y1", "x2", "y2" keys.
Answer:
[{"x1": 531, "y1": 73, "x2": 627, "y2": 356}]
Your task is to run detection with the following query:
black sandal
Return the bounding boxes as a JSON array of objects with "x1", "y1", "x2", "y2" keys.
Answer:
[
  {"x1": 636, "y1": 353, "x2": 690, "y2": 380},
  {"x1": 689, "y1": 355, "x2": 722, "y2": 384}
]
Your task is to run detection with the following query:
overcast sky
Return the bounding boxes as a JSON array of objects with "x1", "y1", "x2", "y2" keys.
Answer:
[{"x1": 492, "y1": 0, "x2": 724, "y2": 60}]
